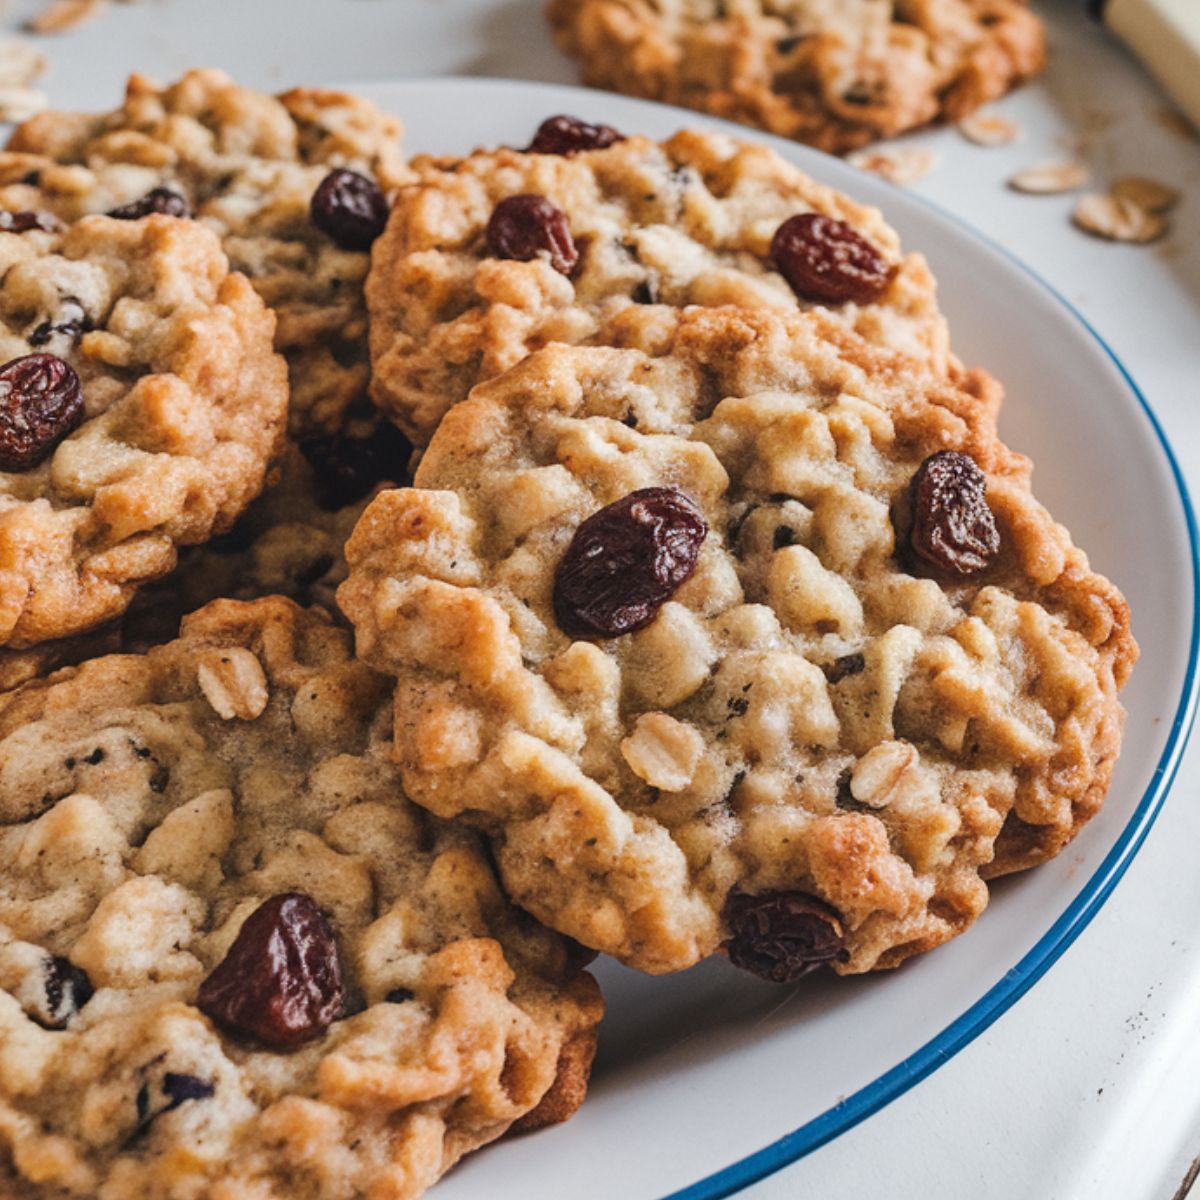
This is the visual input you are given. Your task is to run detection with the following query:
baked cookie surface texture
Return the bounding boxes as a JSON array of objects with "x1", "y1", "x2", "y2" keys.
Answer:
[
  {"x1": 0, "y1": 213, "x2": 286, "y2": 649},
  {"x1": 340, "y1": 308, "x2": 1135, "y2": 977},
  {"x1": 3, "y1": 67, "x2": 409, "y2": 438},
  {"x1": 0, "y1": 597, "x2": 602, "y2": 1200},
  {"x1": 0, "y1": 70, "x2": 417, "y2": 664},
  {"x1": 547, "y1": 0, "x2": 1046, "y2": 153},
  {"x1": 368, "y1": 125, "x2": 950, "y2": 444}
]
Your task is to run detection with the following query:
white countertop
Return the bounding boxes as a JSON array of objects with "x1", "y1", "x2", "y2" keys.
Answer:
[{"x1": 6, "y1": 1, "x2": 1199, "y2": 1196}]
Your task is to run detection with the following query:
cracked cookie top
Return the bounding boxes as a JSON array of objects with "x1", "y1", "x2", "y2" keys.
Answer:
[
  {"x1": 340, "y1": 307, "x2": 1134, "y2": 976},
  {"x1": 547, "y1": 0, "x2": 1046, "y2": 153},
  {"x1": 0, "y1": 212, "x2": 286, "y2": 649},
  {"x1": 0, "y1": 597, "x2": 601, "y2": 1200},
  {"x1": 367, "y1": 126, "x2": 950, "y2": 444},
  {"x1": 3, "y1": 68, "x2": 410, "y2": 438}
]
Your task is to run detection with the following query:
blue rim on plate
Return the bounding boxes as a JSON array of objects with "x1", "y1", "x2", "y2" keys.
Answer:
[
  {"x1": 353, "y1": 76, "x2": 1200, "y2": 1199},
  {"x1": 661, "y1": 282, "x2": 1200, "y2": 1200}
]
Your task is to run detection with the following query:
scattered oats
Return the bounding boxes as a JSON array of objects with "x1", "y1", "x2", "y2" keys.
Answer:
[
  {"x1": 1072, "y1": 193, "x2": 1166, "y2": 243},
  {"x1": 847, "y1": 146, "x2": 936, "y2": 186},
  {"x1": 1008, "y1": 161, "x2": 1089, "y2": 194},
  {"x1": 28, "y1": 0, "x2": 107, "y2": 34},
  {"x1": 0, "y1": 86, "x2": 46, "y2": 122},
  {"x1": 0, "y1": 40, "x2": 45, "y2": 87},
  {"x1": 1155, "y1": 107, "x2": 1198, "y2": 141},
  {"x1": 958, "y1": 112, "x2": 1021, "y2": 146},
  {"x1": 1110, "y1": 175, "x2": 1180, "y2": 214}
]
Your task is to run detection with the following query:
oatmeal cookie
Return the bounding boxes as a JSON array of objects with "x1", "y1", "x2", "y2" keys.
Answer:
[
  {"x1": 0, "y1": 413, "x2": 414, "y2": 689},
  {"x1": 547, "y1": 0, "x2": 1046, "y2": 154},
  {"x1": 339, "y1": 307, "x2": 1134, "y2": 976},
  {"x1": 0, "y1": 597, "x2": 602, "y2": 1200},
  {"x1": 0, "y1": 212, "x2": 286, "y2": 649},
  {"x1": 2, "y1": 68, "x2": 409, "y2": 437},
  {"x1": 368, "y1": 125, "x2": 950, "y2": 444}
]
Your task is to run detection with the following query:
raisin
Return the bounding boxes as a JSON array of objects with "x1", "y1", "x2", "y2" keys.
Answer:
[
  {"x1": 384, "y1": 987, "x2": 415, "y2": 1004},
  {"x1": 842, "y1": 83, "x2": 877, "y2": 106},
  {"x1": 824, "y1": 653, "x2": 865, "y2": 684},
  {"x1": 527, "y1": 114, "x2": 626, "y2": 155},
  {"x1": 298, "y1": 419, "x2": 414, "y2": 510},
  {"x1": 28, "y1": 298, "x2": 90, "y2": 348},
  {"x1": 107, "y1": 187, "x2": 191, "y2": 220},
  {"x1": 908, "y1": 450, "x2": 1000, "y2": 577},
  {"x1": 0, "y1": 353, "x2": 84, "y2": 471},
  {"x1": 486, "y1": 194, "x2": 578, "y2": 276},
  {"x1": 134, "y1": 1073, "x2": 214, "y2": 1137},
  {"x1": 631, "y1": 279, "x2": 657, "y2": 304},
  {"x1": 309, "y1": 168, "x2": 388, "y2": 251},
  {"x1": 723, "y1": 889, "x2": 847, "y2": 983},
  {"x1": 553, "y1": 486, "x2": 707, "y2": 638},
  {"x1": 770, "y1": 213, "x2": 894, "y2": 304},
  {"x1": 0, "y1": 210, "x2": 60, "y2": 234},
  {"x1": 161, "y1": 1072, "x2": 215, "y2": 1110},
  {"x1": 37, "y1": 956, "x2": 93, "y2": 1029},
  {"x1": 197, "y1": 893, "x2": 344, "y2": 1048}
]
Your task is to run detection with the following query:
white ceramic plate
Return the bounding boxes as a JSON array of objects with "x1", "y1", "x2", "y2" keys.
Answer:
[{"x1": 351, "y1": 78, "x2": 1199, "y2": 1200}]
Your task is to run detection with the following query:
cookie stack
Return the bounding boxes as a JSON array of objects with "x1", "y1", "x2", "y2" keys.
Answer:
[{"x1": 0, "y1": 71, "x2": 1134, "y2": 1200}]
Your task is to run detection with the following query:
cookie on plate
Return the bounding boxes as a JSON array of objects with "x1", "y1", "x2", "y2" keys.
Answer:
[
  {"x1": 0, "y1": 212, "x2": 286, "y2": 649},
  {"x1": 2, "y1": 68, "x2": 409, "y2": 438},
  {"x1": 547, "y1": 0, "x2": 1046, "y2": 154},
  {"x1": 0, "y1": 381, "x2": 413, "y2": 687},
  {"x1": 368, "y1": 124, "x2": 950, "y2": 444},
  {"x1": 0, "y1": 597, "x2": 602, "y2": 1200},
  {"x1": 339, "y1": 307, "x2": 1135, "y2": 977}
]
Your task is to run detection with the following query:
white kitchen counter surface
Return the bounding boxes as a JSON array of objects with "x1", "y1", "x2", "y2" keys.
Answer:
[{"x1": 5, "y1": 1, "x2": 1198, "y2": 1196}]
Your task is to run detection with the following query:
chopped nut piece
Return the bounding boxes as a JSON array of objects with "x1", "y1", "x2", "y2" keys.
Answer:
[
  {"x1": 197, "y1": 648, "x2": 269, "y2": 720},
  {"x1": 620, "y1": 712, "x2": 703, "y2": 792},
  {"x1": 1008, "y1": 161, "x2": 1089, "y2": 194},
  {"x1": 847, "y1": 147, "x2": 936, "y2": 186},
  {"x1": 1071, "y1": 193, "x2": 1166, "y2": 243},
  {"x1": 1110, "y1": 176, "x2": 1179, "y2": 214},
  {"x1": 0, "y1": 87, "x2": 47, "y2": 123},
  {"x1": 958, "y1": 112, "x2": 1021, "y2": 146}
]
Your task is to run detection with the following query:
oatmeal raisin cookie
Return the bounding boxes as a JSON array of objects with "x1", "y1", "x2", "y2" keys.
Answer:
[
  {"x1": 547, "y1": 0, "x2": 1046, "y2": 153},
  {"x1": 0, "y1": 597, "x2": 601, "y2": 1200},
  {"x1": 0, "y1": 212, "x2": 286, "y2": 649},
  {"x1": 340, "y1": 307, "x2": 1134, "y2": 975},
  {"x1": 368, "y1": 125, "x2": 950, "y2": 444},
  {"x1": 2, "y1": 68, "x2": 410, "y2": 438}
]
